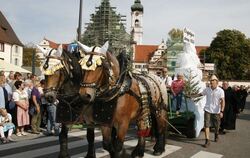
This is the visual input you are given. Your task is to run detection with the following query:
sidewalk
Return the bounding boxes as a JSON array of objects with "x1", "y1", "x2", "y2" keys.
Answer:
[
  {"x1": 2, "y1": 127, "x2": 83, "y2": 143},
  {"x1": 10, "y1": 128, "x2": 48, "y2": 142}
]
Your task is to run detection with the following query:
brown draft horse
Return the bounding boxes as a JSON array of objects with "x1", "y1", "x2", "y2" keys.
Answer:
[
  {"x1": 77, "y1": 41, "x2": 168, "y2": 158},
  {"x1": 36, "y1": 45, "x2": 97, "y2": 158}
]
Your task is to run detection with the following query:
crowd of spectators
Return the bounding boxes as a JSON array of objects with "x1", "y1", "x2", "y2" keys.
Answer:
[{"x1": 0, "y1": 71, "x2": 60, "y2": 144}]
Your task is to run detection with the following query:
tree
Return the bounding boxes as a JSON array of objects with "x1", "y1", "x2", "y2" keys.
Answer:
[
  {"x1": 23, "y1": 46, "x2": 41, "y2": 67},
  {"x1": 205, "y1": 29, "x2": 250, "y2": 80},
  {"x1": 167, "y1": 28, "x2": 183, "y2": 46}
]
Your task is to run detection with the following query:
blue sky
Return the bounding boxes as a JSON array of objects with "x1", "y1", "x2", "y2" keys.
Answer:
[{"x1": 1, "y1": 0, "x2": 250, "y2": 46}]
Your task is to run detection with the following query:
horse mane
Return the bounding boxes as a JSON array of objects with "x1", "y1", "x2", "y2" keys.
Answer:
[
  {"x1": 116, "y1": 51, "x2": 128, "y2": 74},
  {"x1": 95, "y1": 51, "x2": 129, "y2": 102},
  {"x1": 62, "y1": 50, "x2": 82, "y2": 84}
]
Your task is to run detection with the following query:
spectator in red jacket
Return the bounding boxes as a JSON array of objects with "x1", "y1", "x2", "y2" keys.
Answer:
[{"x1": 171, "y1": 73, "x2": 185, "y2": 114}]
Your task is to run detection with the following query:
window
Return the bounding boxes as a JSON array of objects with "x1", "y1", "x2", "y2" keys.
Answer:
[
  {"x1": 157, "y1": 61, "x2": 162, "y2": 66},
  {"x1": 135, "y1": 65, "x2": 141, "y2": 68},
  {"x1": 143, "y1": 65, "x2": 148, "y2": 68},
  {"x1": 171, "y1": 61, "x2": 176, "y2": 66},
  {"x1": 15, "y1": 46, "x2": 19, "y2": 53},
  {"x1": 0, "y1": 42, "x2": 4, "y2": 52},
  {"x1": 135, "y1": 19, "x2": 140, "y2": 27},
  {"x1": 15, "y1": 58, "x2": 18, "y2": 65}
]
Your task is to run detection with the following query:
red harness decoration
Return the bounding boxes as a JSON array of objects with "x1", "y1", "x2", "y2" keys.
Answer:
[{"x1": 137, "y1": 129, "x2": 151, "y2": 137}]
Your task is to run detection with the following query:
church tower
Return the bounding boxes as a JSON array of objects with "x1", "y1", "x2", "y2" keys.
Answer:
[{"x1": 131, "y1": 0, "x2": 143, "y2": 45}]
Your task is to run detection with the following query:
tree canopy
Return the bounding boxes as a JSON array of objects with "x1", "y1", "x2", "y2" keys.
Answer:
[
  {"x1": 167, "y1": 28, "x2": 183, "y2": 45},
  {"x1": 205, "y1": 29, "x2": 250, "y2": 80},
  {"x1": 23, "y1": 46, "x2": 41, "y2": 67}
]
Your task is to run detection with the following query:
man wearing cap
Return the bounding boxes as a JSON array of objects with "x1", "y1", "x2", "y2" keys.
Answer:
[{"x1": 200, "y1": 75, "x2": 225, "y2": 147}]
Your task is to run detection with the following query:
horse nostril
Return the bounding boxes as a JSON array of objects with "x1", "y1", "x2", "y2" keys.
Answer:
[
  {"x1": 86, "y1": 94, "x2": 91, "y2": 99},
  {"x1": 79, "y1": 94, "x2": 92, "y2": 103}
]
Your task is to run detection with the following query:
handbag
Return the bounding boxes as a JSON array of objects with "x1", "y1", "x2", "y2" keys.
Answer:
[{"x1": 29, "y1": 106, "x2": 37, "y2": 116}]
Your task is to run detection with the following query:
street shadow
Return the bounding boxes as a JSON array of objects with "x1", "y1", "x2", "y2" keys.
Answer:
[
  {"x1": 168, "y1": 133, "x2": 204, "y2": 147},
  {"x1": 237, "y1": 101, "x2": 250, "y2": 121},
  {"x1": 237, "y1": 113, "x2": 250, "y2": 121}
]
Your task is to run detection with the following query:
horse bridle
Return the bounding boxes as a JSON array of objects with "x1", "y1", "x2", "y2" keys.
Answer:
[
  {"x1": 79, "y1": 51, "x2": 129, "y2": 102},
  {"x1": 79, "y1": 53, "x2": 110, "y2": 96},
  {"x1": 43, "y1": 50, "x2": 70, "y2": 95}
]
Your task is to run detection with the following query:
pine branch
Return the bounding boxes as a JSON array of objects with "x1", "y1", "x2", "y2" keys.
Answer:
[{"x1": 183, "y1": 70, "x2": 202, "y2": 103}]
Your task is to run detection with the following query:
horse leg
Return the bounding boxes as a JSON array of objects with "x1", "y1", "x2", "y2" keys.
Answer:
[
  {"x1": 115, "y1": 120, "x2": 134, "y2": 153},
  {"x1": 85, "y1": 127, "x2": 96, "y2": 158},
  {"x1": 153, "y1": 132, "x2": 166, "y2": 156},
  {"x1": 58, "y1": 123, "x2": 70, "y2": 158},
  {"x1": 131, "y1": 136, "x2": 146, "y2": 158},
  {"x1": 153, "y1": 110, "x2": 167, "y2": 156},
  {"x1": 101, "y1": 126, "x2": 116, "y2": 157}
]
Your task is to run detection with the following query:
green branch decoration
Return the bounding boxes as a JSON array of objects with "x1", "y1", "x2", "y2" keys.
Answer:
[{"x1": 183, "y1": 70, "x2": 202, "y2": 103}]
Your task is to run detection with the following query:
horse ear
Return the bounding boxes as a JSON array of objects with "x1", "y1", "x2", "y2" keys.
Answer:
[
  {"x1": 77, "y1": 41, "x2": 92, "y2": 53},
  {"x1": 36, "y1": 45, "x2": 48, "y2": 56},
  {"x1": 100, "y1": 41, "x2": 109, "y2": 55},
  {"x1": 55, "y1": 44, "x2": 63, "y2": 57}
]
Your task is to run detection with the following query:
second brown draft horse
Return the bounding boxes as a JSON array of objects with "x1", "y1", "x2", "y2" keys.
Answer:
[{"x1": 77, "y1": 41, "x2": 168, "y2": 158}]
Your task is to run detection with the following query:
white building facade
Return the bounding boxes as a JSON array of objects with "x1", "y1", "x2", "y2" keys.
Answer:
[{"x1": 0, "y1": 11, "x2": 23, "y2": 67}]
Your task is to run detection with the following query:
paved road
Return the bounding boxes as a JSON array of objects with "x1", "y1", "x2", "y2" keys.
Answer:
[{"x1": 1, "y1": 96, "x2": 249, "y2": 158}]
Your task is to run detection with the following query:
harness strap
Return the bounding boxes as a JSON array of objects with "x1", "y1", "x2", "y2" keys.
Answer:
[
  {"x1": 43, "y1": 49, "x2": 55, "y2": 69},
  {"x1": 125, "y1": 89, "x2": 142, "y2": 104}
]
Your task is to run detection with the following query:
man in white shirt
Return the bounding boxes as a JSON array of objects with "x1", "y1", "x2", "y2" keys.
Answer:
[{"x1": 200, "y1": 75, "x2": 225, "y2": 147}]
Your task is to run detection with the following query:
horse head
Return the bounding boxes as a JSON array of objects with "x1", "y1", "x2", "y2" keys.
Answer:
[
  {"x1": 37, "y1": 44, "x2": 76, "y2": 103},
  {"x1": 77, "y1": 41, "x2": 120, "y2": 103}
]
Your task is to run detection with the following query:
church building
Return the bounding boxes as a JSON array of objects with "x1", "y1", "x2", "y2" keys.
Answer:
[{"x1": 131, "y1": 0, "x2": 167, "y2": 75}]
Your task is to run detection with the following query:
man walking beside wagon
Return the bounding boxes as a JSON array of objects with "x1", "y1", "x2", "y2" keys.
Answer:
[{"x1": 189, "y1": 75, "x2": 225, "y2": 148}]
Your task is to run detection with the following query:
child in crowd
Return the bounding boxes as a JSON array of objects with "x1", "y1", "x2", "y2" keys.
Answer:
[{"x1": 0, "y1": 108, "x2": 15, "y2": 143}]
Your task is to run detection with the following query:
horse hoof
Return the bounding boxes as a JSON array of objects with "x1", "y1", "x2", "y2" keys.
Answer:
[
  {"x1": 85, "y1": 155, "x2": 96, "y2": 158},
  {"x1": 153, "y1": 151, "x2": 163, "y2": 156},
  {"x1": 131, "y1": 150, "x2": 144, "y2": 158},
  {"x1": 58, "y1": 153, "x2": 70, "y2": 158}
]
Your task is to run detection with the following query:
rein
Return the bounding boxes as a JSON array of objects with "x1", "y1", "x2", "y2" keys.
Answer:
[
  {"x1": 93, "y1": 54, "x2": 128, "y2": 102},
  {"x1": 95, "y1": 69, "x2": 127, "y2": 102}
]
